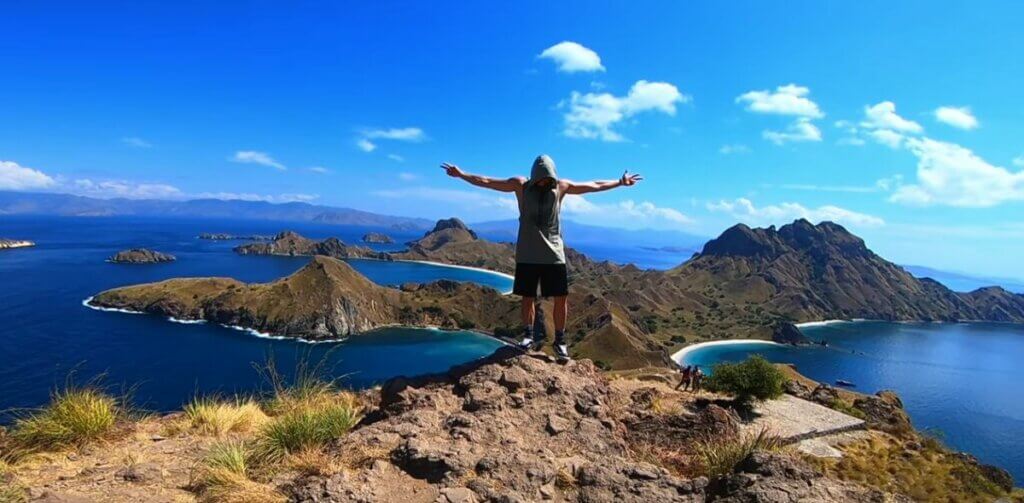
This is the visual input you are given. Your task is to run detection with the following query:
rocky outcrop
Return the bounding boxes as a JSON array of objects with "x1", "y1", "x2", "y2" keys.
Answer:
[
  {"x1": 234, "y1": 231, "x2": 387, "y2": 260},
  {"x1": 852, "y1": 390, "x2": 913, "y2": 436},
  {"x1": 107, "y1": 248, "x2": 176, "y2": 264},
  {"x1": 281, "y1": 348, "x2": 901, "y2": 502},
  {"x1": 361, "y1": 232, "x2": 394, "y2": 244},
  {"x1": 771, "y1": 322, "x2": 807, "y2": 344},
  {"x1": 0, "y1": 239, "x2": 35, "y2": 249}
]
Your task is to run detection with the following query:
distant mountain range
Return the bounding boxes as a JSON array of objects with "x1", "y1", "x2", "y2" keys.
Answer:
[
  {"x1": 0, "y1": 191, "x2": 433, "y2": 230},
  {"x1": 902, "y1": 265, "x2": 1024, "y2": 294},
  {"x1": 471, "y1": 218, "x2": 708, "y2": 249}
]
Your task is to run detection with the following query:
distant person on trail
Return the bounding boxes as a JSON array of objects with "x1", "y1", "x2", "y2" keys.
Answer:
[
  {"x1": 692, "y1": 367, "x2": 704, "y2": 392},
  {"x1": 442, "y1": 155, "x2": 642, "y2": 361},
  {"x1": 676, "y1": 365, "x2": 693, "y2": 391}
]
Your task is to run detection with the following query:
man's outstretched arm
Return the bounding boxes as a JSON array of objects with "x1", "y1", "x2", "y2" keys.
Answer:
[
  {"x1": 441, "y1": 163, "x2": 523, "y2": 192},
  {"x1": 562, "y1": 170, "x2": 643, "y2": 195}
]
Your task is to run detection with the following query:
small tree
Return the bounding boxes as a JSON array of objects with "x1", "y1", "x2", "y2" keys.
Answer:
[{"x1": 705, "y1": 355, "x2": 787, "y2": 403}]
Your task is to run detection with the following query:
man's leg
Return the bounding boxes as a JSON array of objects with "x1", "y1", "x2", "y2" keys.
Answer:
[
  {"x1": 521, "y1": 296, "x2": 536, "y2": 327},
  {"x1": 553, "y1": 295, "x2": 569, "y2": 360},
  {"x1": 553, "y1": 296, "x2": 567, "y2": 333}
]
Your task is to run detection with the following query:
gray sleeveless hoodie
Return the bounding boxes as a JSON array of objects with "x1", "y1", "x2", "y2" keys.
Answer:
[{"x1": 516, "y1": 155, "x2": 566, "y2": 264}]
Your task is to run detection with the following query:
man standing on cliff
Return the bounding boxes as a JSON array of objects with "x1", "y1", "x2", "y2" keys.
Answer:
[{"x1": 442, "y1": 155, "x2": 642, "y2": 360}]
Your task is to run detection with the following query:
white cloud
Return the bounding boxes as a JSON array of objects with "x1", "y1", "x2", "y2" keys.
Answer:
[
  {"x1": 561, "y1": 195, "x2": 692, "y2": 229},
  {"x1": 736, "y1": 84, "x2": 823, "y2": 118},
  {"x1": 121, "y1": 137, "x2": 152, "y2": 148},
  {"x1": 72, "y1": 179, "x2": 184, "y2": 199},
  {"x1": 194, "y1": 192, "x2": 319, "y2": 203},
  {"x1": 719, "y1": 144, "x2": 751, "y2": 155},
  {"x1": 356, "y1": 139, "x2": 376, "y2": 152},
  {"x1": 562, "y1": 80, "x2": 688, "y2": 141},
  {"x1": 934, "y1": 106, "x2": 979, "y2": 130},
  {"x1": 0, "y1": 160, "x2": 57, "y2": 191},
  {"x1": 707, "y1": 197, "x2": 884, "y2": 227},
  {"x1": 861, "y1": 101, "x2": 922, "y2": 133},
  {"x1": 361, "y1": 127, "x2": 426, "y2": 142},
  {"x1": 538, "y1": 41, "x2": 605, "y2": 73},
  {"x1": 1014, "y1": 155, "x2": 1024, "y2": 168},
  {"x1": 231, "y1": 151, "x2": 286, "y2": 170},
  {"x1": 398, "y1": 172, "x2": 417, "y2": 181},
  {"x1": 387, "y1": 154, "x2": 405, "y2": 162},
  {"x1": 889, "y1": 137, "x2": 1024, "y2": 207},
  {"x1": 308, "y1": 166, "x2": 330, "y2": 174},
  {"x1": 762, "y1": 118, "x2": 822, "y2": 145},
  {"x1": 838, "y1": 137, "x2": 866, "y2": 146},
  {"x1": 867, "y1": 129, "x2": 905, "y2": 149}
]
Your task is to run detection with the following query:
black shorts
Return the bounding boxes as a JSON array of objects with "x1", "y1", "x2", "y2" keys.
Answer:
[{"x1": 512, "y1": 263, "x2": 568, "y2": 297}]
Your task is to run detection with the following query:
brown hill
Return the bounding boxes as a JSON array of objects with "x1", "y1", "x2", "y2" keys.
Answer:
[
  {"x1": 89, "y1": 255, "x2": 519, "y2": 340},
  {"x1": 392, "y1": 217, "x2": 517, "y2": 274}
]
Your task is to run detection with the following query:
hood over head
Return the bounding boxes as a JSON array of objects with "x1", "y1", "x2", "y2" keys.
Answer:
[{"x1": 529, "y1": 155, "x2": 557, "y2": 185}]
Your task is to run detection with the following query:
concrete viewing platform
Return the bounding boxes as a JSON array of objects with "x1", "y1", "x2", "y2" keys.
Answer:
[{"x1": 743, "y1": 394, "x2": 866, "y2": 447}]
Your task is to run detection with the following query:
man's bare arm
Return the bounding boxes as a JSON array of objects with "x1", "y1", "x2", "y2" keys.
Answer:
[
  {"x1": 441, "y1": 163, "x2": 523, "y2": 192},
  {"x1": 562, "y1": 171, "x2": 643, "y2": 195}
]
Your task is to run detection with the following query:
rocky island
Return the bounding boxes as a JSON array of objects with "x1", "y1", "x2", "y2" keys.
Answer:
[
  {"x1": 198, "y1": 232, "x2": 273, "y2": 241},
  {"x1": 0, "y1": 238, "x2": 35, "y2": 250},
  {"x1": 234, "y1": 230, "x2": 388, "y2": 260},
  {"x1": 107, "y1": 248, "x2": 176, "y2": 264},
  {"x1": 361, "y1": 231, "x2": 395, "y2": 244}
]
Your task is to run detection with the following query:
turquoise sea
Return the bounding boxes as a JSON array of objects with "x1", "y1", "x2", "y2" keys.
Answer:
[{"x1": 678, "y1": 321, "x2": 1024, "y2": 483}]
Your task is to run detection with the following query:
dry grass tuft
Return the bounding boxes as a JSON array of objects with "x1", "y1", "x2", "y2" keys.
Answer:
[
  {"x1": 0, "y1": 459, "x2": 28, "y2": 503},
  {"x1": 693, "y1": 428, "x2": 785, "y2": 478},
  {"x1": 253, "y1": 398, "x2": 362, "y2": 465},
  {"x1": 6, "y1": 387, "x2": 121, "y2": 454},
  {"x1": 284, "y1": 447, "x2": 343, "y2": 477},
  {"x1": 191, "y1": 440, "x2": 284, "y2": 503},
  {"x1": 184, "y1": 397, "x2": 269, "y2": 436}
]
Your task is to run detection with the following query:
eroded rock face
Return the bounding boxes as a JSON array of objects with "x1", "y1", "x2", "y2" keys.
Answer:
[
  {"x1": 285, "y1": 349, "x2": 895, "y2": 502},
  {"x1": 853, "y1": 390, "x2": 913, "y2": 436}
]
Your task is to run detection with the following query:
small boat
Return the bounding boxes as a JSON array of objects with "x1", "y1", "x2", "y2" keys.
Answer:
[{"x1": 835, "y1": 379, "x2": 856, "y2": 387}]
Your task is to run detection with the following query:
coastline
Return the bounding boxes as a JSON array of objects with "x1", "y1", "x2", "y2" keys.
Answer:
[
  {"x1": 387, "y1": 258, "x2": 515, "y2": 294},
  {"x1": 671, "y1": 339, "x2": 782, "y2": 365},
  {"x1": 83, "y1": 296, "x2": 507, "y2": 346}
]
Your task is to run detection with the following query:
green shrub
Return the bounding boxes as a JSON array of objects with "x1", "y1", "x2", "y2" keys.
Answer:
[
  {"x1": 8, "y1": 388, "x2": 119, "y2": 452},
  {"x1": 705, "y1": 355, "x2": 787, "y2": 403}
]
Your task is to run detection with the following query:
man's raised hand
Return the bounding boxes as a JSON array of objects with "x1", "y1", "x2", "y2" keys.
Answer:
[
  {"x1": 620, "y1": 171, "x2": 643, "y2": 187},
  {"x1": 441, "y1": 162, "x2": 464, "y2": 178}
]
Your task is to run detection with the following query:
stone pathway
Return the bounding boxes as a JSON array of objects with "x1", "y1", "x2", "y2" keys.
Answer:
[{"x1": 743, "y1": 394, "x2": 866, "y2": 445}]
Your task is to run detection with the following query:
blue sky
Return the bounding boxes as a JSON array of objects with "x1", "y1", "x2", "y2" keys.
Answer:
[{"x1": 2, "y1": 1, "x2": 1023, "y2": 278}]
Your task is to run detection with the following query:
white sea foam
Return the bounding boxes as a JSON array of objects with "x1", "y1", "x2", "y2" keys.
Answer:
[
  {"x1": 81, "y1": 296, "x2": 144, "y2": 315},
  {"x1": 168, "y1": 317, "x2": 207, "y2": 325},
  {"x1": 671, "y1": 339, "x2": 781, "y2": 365},
  {"x1": 794, "y1": 319, "x2": 849, "y2": 328}
]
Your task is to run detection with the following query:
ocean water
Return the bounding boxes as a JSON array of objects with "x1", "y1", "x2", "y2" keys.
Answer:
[
  {"x1": 678, "y1": 321, "x2": 1024, "y2": 483},
  {"x1": 0, "y1": 216, "x2": 508, "y2": 414}
]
